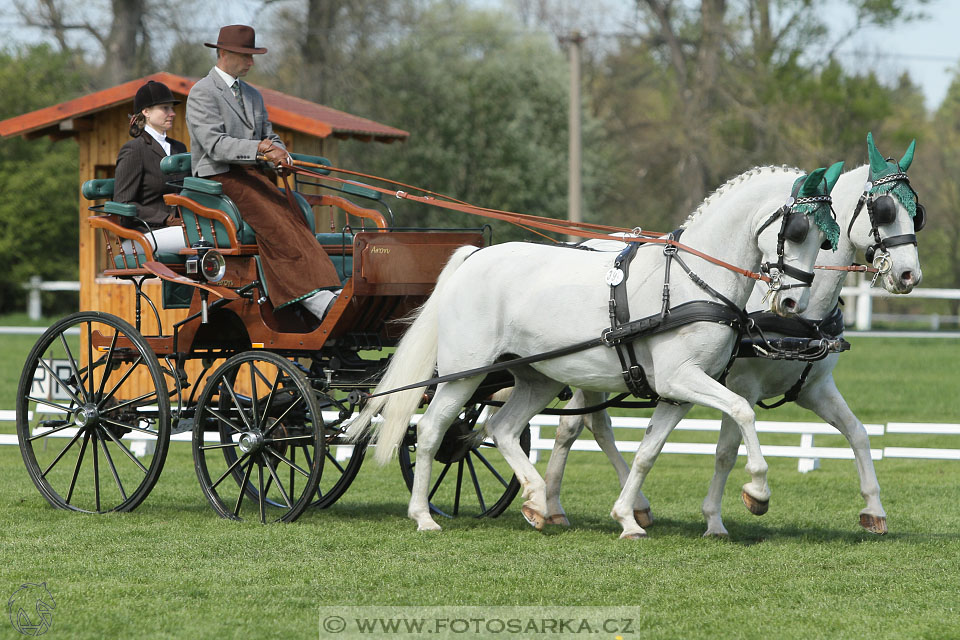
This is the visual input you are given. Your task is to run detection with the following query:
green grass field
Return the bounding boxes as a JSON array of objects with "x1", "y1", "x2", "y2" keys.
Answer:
[{"x1": 1, "y1": 332, "x2": 959, "y2": 639}]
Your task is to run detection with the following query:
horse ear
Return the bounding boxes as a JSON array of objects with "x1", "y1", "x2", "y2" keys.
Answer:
[
  {"x1": 799, "y1": 168, "x2": 827, "y2": 197},
  {"x1": 900, "y1": 139, "x2": 916, "y2": 171},
  {"x1": 824, "y1": 161, "x2": 844, "y2": 193},
  {"x1": 867, "y1": 132, "x2": 888, "y2": 178}
]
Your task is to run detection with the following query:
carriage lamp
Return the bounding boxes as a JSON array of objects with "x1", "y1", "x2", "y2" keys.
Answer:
[{"x1": 200, "y1": 250, "x2": 227, "y2": 283}]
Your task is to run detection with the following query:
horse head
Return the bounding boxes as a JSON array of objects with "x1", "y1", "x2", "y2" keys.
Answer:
[
  {"x1": 845, "y1": 132, "x2": 923, "y2": 293},
  {"x1": 756, "y1": 163, "x2": 843, "y2": 317}
]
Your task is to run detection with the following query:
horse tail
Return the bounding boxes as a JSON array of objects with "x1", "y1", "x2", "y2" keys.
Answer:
[{"x1": 346, "y1": 245, "x2": 479, "y2": 464}]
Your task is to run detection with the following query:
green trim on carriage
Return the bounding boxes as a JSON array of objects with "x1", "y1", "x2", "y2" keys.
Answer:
[
  {"x1": 160, "y1": 152, "x2": 191, "y2": 175},
  {"x1": 161, "y1": 280, "x2": 194, "y2": 309},
  {"x1": 104, "y1": 201, "x2": 137, "y2": 216},
  {"x1": 254, "y1": 255, "x2": 268, "y2": 299},
  {"x1": 82, "y1": 179, "x2": 115, "y2": 200},
  {"x1": 315, "y1": 233, "x2": 354, "y2": 284},
  {"x1": 340, "y1": 181, "x2": 382, "y2": 201},
  {"x1": 112, "y1": 251, "x2": 185, "y2": 269},
  {"x1": 182, "y1": 176, "x2": 224, "y2": 196},
  {"x1": 290, "y1": 152, "x2": 331, "y2": 174},
  {"x1": 275, "y1": 287, "x2": 321, "y2": 310}
]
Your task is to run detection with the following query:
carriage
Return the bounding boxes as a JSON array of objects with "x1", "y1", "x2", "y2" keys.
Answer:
[{"x1": 15, "y1": 153, "x2": 532, "y2": 523}]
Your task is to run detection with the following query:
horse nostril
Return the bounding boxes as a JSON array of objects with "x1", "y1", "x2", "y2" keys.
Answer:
[
  {"x1": 900, "y1": 270, "x2": 914, "y2": 285},
  {"x1": 782, "y1": 298, "x2": 796, "y2": 311}
]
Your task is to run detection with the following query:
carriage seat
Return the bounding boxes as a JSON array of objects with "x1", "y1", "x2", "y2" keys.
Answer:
[{"x1": 81, "y1": 178, "x2": 186, "y2": 268}]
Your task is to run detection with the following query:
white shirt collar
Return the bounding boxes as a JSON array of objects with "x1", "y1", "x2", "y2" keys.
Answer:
[
  {"x1": 214, "y1": 65, "x2": 239, "y2": 88},
  {"x1": 143, "y1": 124, "x2": 171, "y2": 156}
]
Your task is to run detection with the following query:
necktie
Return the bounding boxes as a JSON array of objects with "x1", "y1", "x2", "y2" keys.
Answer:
[{"x1": 231, "y1": 80, "x2": 245, "y2": 112}]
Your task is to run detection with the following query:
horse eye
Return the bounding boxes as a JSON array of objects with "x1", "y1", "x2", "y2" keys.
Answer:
[
  {"x1": 914, "y1": 203, "x2": 927, "y2": 231},
  {"x1": 783, "y1": 214, "x2": 809, "y2": 243},
  {"x1": 869, "y1": 195, "x2": 897, "y2": 225}
]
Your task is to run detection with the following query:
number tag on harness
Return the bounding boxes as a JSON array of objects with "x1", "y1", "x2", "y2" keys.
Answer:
[{"x1": 605, "y1": 268, "x2": 625, "y2": 286}]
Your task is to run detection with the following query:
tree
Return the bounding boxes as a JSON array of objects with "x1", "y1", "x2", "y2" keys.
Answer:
[{"x1": 0, "y1": 44, "x2": 93, "y2": 314}]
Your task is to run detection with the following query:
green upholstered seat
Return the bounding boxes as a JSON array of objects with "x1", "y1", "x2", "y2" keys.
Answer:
[
  {"x1": 82, "y1": 179, "x2": 115, "y2": 200},
  {"x1": 104, "y1": 201, "x2": 136, "y2": 216},
  {"x1": 289, "y1": 152, "x2": 331, "y2": 175},
  {"x1": 112, "y1": 250, "x2": 185, "y2": 269},
  {"x1": 160, "y1": 152, "x2": 191, "y2": 175}
]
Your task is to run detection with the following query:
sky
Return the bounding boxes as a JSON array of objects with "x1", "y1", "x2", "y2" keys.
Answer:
[
  {"x1": 1, "y1": 0, "x2": 958, "y2": 110},
  {"x1": 831, "y1": 0, "x2": 960, "y2": 110}
]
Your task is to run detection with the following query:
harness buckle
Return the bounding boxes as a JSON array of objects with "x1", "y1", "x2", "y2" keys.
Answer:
[{"x1": 601, "y1": 327, "x2": 618, "y2": 347}]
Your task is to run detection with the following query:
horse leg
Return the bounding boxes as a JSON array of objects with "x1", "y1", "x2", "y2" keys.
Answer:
[
  {"x1": 544, "y1": 402, "x2": 583, "y2": 526},
  {"x1": 486, "y1": 370, "x2": 565, "y2": 531},
  {"x1": 611, "y1": 401, "x2": 690, "y2": 539},
  {"x1": 796, "y1": 375, "x2": 887, "y2": 534},
  {"x1": 589, "y1": 401, "x2": 653, "y2": 527},
  {"x1": 701, "y1": 414, "x2": 742, "y2": 537},
  {"x1": 408, "y1": 377, "x2": 483, "y2": 532}
]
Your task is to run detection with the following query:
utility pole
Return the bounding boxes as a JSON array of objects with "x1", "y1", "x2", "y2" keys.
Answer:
[{"x1": 561, "y1": 30, "x2": 585, "y2": 241}]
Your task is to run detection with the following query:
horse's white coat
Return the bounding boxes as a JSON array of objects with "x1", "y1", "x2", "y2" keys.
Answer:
[
  {"x1": 347, "y1": 166, "x2": 828, "y2": 534},
  {"x1": 547, "y1": 164, "x2": 922, "y2": 536}
]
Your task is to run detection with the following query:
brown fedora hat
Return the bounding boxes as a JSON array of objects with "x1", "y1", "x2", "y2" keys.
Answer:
[{"x1": 204, "y1": 25, "x2": 267, "y2": 55}]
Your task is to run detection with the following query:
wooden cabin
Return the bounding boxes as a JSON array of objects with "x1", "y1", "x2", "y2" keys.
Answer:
[{"x1": 0, "y1": 71, "x2": 408, "y2": 335}]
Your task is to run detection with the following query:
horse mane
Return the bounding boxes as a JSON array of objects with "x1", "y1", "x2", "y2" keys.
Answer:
[{"x1": 681, "y1": 165, "x2": 802, "y2": 228}]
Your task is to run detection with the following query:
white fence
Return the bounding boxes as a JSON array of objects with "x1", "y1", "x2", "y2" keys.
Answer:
[
  {"x1": 842, "y1": 277, "x2": 960, "y2": 330},
  {"x1": 3, "y1": 409, "x2": 958, "y2": 472}
]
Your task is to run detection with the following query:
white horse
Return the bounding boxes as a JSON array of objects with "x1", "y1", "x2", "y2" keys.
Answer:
[
  {"x1": 347, "y1": 164, "x2": 838, "y2": 535},
  {"x1": 547, "y1": 134, "x2": 923, "y2": 536}
]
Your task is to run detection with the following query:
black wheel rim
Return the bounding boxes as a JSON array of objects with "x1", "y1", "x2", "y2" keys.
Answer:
[
  {"x1": 192, "y1": 351, "x2": 323, "y2": 523},
  {"x1": 16, "y1": 312, "x2": 171, "y2": 513},
  {"x1": 397, "y1": 403, "x2": 528, "y2": 518}
]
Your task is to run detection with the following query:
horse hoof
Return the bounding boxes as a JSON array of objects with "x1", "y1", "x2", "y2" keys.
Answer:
[
  {"x1": 859, "y1": 513, "x2": 887, "y2": 535},
  {"x1": 416, "y1": 523, "x2": 442, "y2": 532},
  {"x1": 521, "y1": 505, "x2": 546, "y2": 531},
  {"x1": 741, "y1": 491, "x2": 769, "y2": 516},
  {"x1": 634, "y1": 509, "x2": 654, "y2": 528},
  {"x1": 546, "y1": 514, "x2": 570, "y2": 527},
  {"x1": 619, "y1": 530, "x2": 647, "y2": 540}
]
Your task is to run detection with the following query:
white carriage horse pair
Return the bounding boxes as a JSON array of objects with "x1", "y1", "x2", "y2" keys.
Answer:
[
  {"x1": 547, "y1": 133, "x2": 923, "y2": 537},
  {"x1": 347, "y1": 133, "x2": 922, "y2": 538}
]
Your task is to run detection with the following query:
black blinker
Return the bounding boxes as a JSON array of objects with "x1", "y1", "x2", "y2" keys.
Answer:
[
  {"x1": 783, "y1": 213, "x2": 809, "y2": 244},
  {"x1": 865, "y1": 246, "x2": 876, "y2": 263},
  {"x1": 869, "y1": 195, "x2": 897, "y2": 225},
  {"x1": 820, "y1": 237, "x2": 832, "y2": 251},
  {"x1": 914, "y1": 203, "x2": 927, "y2": 231}
]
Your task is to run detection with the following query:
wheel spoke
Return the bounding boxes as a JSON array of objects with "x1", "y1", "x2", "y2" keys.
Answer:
[
  {"x1": 471, "y1": 449, "x2": 510, "y2": 489},
  {"x1": 93, "y1": 329, "x2": 120, "y2": 402},
  {"x1": 258, "y1": 462, "x2": 266, "y2": 524},
  {"x1": 36, "y1": 359, "x2": 84, "y2": 407},
  {"x1": 256, "y1": 369, "x2": 283, "y2": 431},
  {"x1": 98, "y1": 427, "x2": 150, "y2": 475},
  {"x1": 233, "y1": 458, "x2": 254, "y2": 518},
  {"x1": 93, "y1": 428, "x2": 102, "y2": 511},
  {"x1": 264, "y1": 447, "x2": 311, "y2": 479},
  {"x1": 98, "y1": 416, "x2": 159, "y2": 438},
  {"x1": 27, "y1": 420, "x2": 75, "y2": 442},
  {"x1": 261, "y1": 395, "x2": 306, "y2": 439},
  {"x1": 98, "y1": 356, "x2": 145, "y2": 408},
  {"x1": 66, "y1": 430, "x2": 91, "y2": 505},
  {"x1": 103, "y1": 390, "x2": 159, "y2": 414},
  {"x1": 59, "y1": 331, "x2": 89, "y2": 404},
  {"x1": 86, "y1": 321, "x2": 95, "y2": 400},
  {"x1": 203, "y1": 405, "x2": 245, "y2": 435},
  {"x1": 222, "y1": 377, "x2": 254, "y2": 432},
  {"x1": 428, "y1": 462, "x2": 452, "y2": 501},
  {"x1": 212, "y1": 448, "x2": 251, "y2": 490},
  {"x1": 97, "y1": 430, "x2": 128, "y2": 502},
  {"x1": 465, "y1": 454, "x2": 487, "y2": 512},
  {"x1": 453, "y1": 460, "x2": 464, "y2": 516},
  {"x1": 40, "y1": 428, "x2": 86, "y2": 478},
  {"x1": 324, "y1": 449, "x2": 346, "y2": 474},
  {"x1": 247, "y1": 363, "x2": 260, "y2": 426},
  {"x1": 263, "y1": 454, "x2": 292, "y2": 509}
]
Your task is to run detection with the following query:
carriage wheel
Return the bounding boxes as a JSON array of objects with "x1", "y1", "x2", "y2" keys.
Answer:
[
  {"x1": 397, "y1": 403, "x2": 529, "y2": 518},
  {"x1": 310, "y1": 397, "x2": 366, "y2": 509},
  {"x1": 16, "y1": 312, "x2": 171, "y2": 513},
  {"x1": 192, "y1": 351, "x2": 324, "y2": 523}
]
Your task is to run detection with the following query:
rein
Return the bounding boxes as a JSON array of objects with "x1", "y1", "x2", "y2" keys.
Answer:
[{"x1": 283, "y1": 161, "x2": 774, "y2": 285}]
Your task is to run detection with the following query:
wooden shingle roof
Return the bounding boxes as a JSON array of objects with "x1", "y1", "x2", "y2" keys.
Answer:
[{"x1": 0, "y1": 71, "x2": 408, "y2": 143}]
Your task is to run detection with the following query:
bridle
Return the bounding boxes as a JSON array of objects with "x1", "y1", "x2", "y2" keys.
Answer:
[
  {"x1": 755, "y1": 193, "x2": 833, "y2": 296},
  {"x1": 846, "y1": 167, "x2": 926, "y2": 279}
]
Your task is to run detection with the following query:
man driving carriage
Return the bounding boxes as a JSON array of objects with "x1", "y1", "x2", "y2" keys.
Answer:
[{"x1": 186, "y1": 24, "x2": 341, "y2": 321}]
